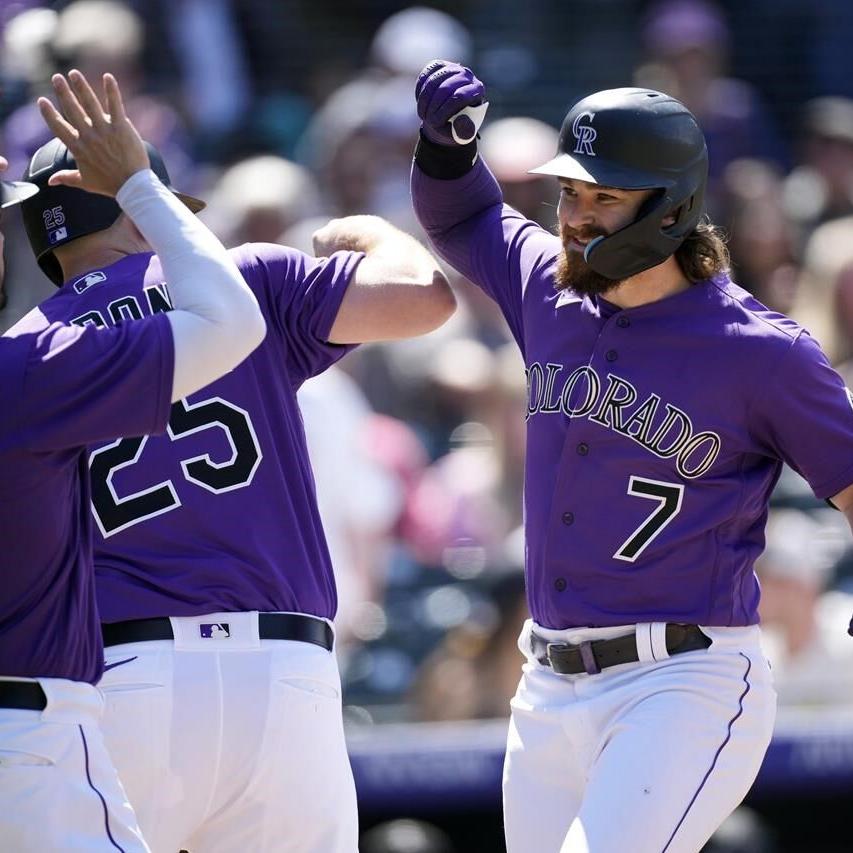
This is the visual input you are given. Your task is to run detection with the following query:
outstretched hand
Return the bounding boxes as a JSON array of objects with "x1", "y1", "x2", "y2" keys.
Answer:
[{"x1": 37, "y1": 69, "x2": 149, "y2": 197}]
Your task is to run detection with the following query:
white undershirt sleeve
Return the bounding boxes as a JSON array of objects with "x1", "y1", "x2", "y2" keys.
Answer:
[{"x1": 116, "y1": 169, "x2": 266, "y2": 401}]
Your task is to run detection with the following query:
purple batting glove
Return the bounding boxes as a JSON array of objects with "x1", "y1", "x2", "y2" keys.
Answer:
[{"x1": 416, "y1": 60, "x2": 485, "y2": 146}]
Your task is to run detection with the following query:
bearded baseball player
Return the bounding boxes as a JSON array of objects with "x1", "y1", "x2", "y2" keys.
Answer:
[
  {"x1": 411, "y1": 61, "x2": 853, "y2": 853},
  {"x1": 0, "y1": 70, "x2": 265, "y2": 851},
  {"x1": 13, "y1": 78, "x2": 454, "y2": 851}
]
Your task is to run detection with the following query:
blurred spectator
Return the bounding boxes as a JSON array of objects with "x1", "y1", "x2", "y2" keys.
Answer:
[
  {"x1": 756, "y1": 508, "x2": 853, "y2": 707},
  {"x1": 405, "y1": 419, "x2": 511, "y2": 568},
  {"x1": 0, "y1": 0, "x2": 198, "y2": 328},
  {"x1": 360, "y1": 818, "x2": 455, "y2": 853},
  {"x1": 719, "y1": 158, "x2": 799, "y2": 312},
  {"x1": 783, "y1": 96, "x2": 853, "y2": 241},
  {"x1": 635, "y1": 0, "x2": 787, "y2": 209},
  {"x1": 144, "y1": 0, "x2": 319, "y2": 159},
  {"x1": 296, "y1": 7, "x2": 471, "y2": 223},
  {"x1": 298, "y1": 366, "x2": 403, "y2": 654},
  {"x1": 205, "y1": 154, "x2": 324, "y2": 246},
  {"x1": 369, "y1": 6, "x2": 472, "y2": 80},
  {"x1": 789, "y1": 215, "x2": 853, "y2": 366},
  {"x1": 479, "y1": 116, "x2": 559, "y2": 229},
  {"x1": 408, "y1": 564, "x2": 527, "y2": 722},
  {"x1": 159, "y1": 0, "x2": 252, "y2": 141},
  {"x1": 3, "y1": 1, "x2": 194, "y2": 185},
  {"x1": 0, "y1": 5, "x2": 57, "y2": 118}
]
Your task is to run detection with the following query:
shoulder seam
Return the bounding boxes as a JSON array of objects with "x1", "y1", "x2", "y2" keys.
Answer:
[{"x1": 707, "y1": 278, "x2": 801, "y2": 341}]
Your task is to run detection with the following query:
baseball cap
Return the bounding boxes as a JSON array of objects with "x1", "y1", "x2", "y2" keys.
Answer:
[
  {"x1": 21, "y1": 136, "x2": 204, "y2": 284},
  {"x1": 1, "y1": 179, "x2": 38, "y2": 209}
]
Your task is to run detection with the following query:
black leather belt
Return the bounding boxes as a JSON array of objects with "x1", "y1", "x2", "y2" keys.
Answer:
[
  {"x1": 530, "y1": 624, "x2": 711, "y2": 675},
  {"x1": 102, "y1": 613, "x2": 334, "y2": 652},
  {"x1": 0, "y1": 681, "x2": 47, "y2": 710}
]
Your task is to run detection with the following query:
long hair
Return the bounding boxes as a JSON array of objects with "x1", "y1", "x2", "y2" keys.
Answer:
[{"x1": 675, "y1": 217, "x2": 730, "y2": 282}]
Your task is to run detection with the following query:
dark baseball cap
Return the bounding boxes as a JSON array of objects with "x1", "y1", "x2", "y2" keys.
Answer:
[{"x1": 21, "y1": 137, "x2": 205, "y2": 284}]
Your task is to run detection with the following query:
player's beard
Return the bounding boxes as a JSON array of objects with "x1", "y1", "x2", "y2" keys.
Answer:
[{"x1": 554, "y1": 223, "x2": 623, "y2": 297}]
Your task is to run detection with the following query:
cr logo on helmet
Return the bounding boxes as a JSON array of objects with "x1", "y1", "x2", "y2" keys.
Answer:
[{"x1": 572, "y1": 112, "x2": 597, "y2": 156}]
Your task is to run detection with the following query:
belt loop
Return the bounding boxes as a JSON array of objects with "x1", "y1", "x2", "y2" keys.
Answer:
[
  {"x1": 578, "y1": 641, "x2": 601, "y2": 675},
  {"x1": 635, "y1": 623, "x2": 655, "y2": 663},
  {"x1": 650, "y1": 622, "x2": 670, "y2": 661}
]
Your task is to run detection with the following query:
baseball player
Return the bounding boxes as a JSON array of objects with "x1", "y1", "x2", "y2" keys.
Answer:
[
  {"x1": 411, "y1": 61, "x2": 853, "y2": 853},
  {"x1": 14, "y1": 83, "x2": 454, "y2": 853},
  {"x1": 0, "y1": 69, "x2": 265, "y2": 851}
]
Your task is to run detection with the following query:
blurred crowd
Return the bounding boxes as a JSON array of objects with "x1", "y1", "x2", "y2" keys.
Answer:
[{"x1": 2, "y1": 0, "x2": 853, "y2": 737}]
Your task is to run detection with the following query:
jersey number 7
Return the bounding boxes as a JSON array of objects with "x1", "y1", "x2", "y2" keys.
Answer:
[{"x1": 613, "y1": 476, "x2": 684, "y2": 562}]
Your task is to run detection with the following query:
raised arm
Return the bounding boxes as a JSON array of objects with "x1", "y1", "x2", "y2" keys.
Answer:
[
  {"x1": 312, "y1": 215, "x2": 455, "y2": 343},
  {"x1": 410, "y1": 61, "x2": 505, "y2": 279},
  {"x1": 38, "y1": 70, "x2": 265, "y2": 401}
]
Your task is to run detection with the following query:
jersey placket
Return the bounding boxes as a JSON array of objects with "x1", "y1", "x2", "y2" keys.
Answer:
[{"x1": 538, "y1": 307, "x2": 632, "y2": 622}]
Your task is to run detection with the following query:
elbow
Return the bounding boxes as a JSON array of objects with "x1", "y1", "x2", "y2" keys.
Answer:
[
  {"x1": 233, "y1": 293, "x2": 267, "y2": 361},
  {"x1": 426, "y1": 268, "x2": 456, "y2": 330},
  {"x1": 244, "y1": 303, "x2": 267, "y2": 353}
]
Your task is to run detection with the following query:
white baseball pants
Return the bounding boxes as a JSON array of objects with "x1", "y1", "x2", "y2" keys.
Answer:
[
  {"x1": 503, "y1": 621, "x2": 777, "y2": 853},
  {"x1": 98, "y1": 611, "x2": 358, "y2": 853},
  {"x1": 0, "y1": 677, "x2": 149, "y2": 851}
]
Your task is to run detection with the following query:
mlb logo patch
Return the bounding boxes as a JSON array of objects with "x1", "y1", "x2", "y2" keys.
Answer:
[
  {"x1": 199, "y1": 623, "x2": 230, "y2": 639},
  {"x1": 73, "y1": 270, "x2": 107, "y2": 294},
  {"x1": 49, "y1": 226, "x2": 68, "y2": 244}
]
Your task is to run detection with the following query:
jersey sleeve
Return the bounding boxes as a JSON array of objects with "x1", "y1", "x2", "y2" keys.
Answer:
[
  {"x1": 749, "y1": 331, "x2": 853, "y2": 500},
  {"x1": 412, "y1": 157, "x2": 560, "y2": 350},
  {"x1": 233, "y1": 243, "x2": 362, "y2": 385},
  {"x1": 17, "y1": 311, "x2": 174, "y2": 452}
]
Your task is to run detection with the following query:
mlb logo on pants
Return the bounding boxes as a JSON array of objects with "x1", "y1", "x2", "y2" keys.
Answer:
[{"x1": 199, "y1": 623, "x2": 230, "y2": 638}]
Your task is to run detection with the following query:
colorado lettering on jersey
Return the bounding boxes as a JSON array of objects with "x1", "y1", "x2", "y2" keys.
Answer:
[
  {"x1": 525, "y1": 362, "x2": 721, "y2": 479},
  {"x1": 70, "y1": 282, "x2": 173, "y2": 328}
]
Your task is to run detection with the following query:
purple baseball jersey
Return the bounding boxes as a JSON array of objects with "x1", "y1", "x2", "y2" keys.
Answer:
[
  {"x1": 412, "y1": 159, "x2": 853, "y2": 629},
  {"x1": 32, "y1": 243, "x2": 361, "y2": 624},
  {"x1": 0, "y1": 312, "x2": 173, "y2": 683}
]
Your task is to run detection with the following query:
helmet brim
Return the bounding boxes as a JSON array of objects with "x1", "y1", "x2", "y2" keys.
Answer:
[
  {"x1": 528, "y1": 153, "x2": 669, "y2": 190},
  {"x1": 173, "y1": 190, "x2": 206, "y2": 214},
  {"x1": 1, "y1": 180, "x2": 38, "y2": 209}
]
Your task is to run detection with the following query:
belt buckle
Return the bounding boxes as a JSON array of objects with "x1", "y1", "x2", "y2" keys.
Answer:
[{"x1": 544, "y1": 641, "x2": 569, "y2": 672}]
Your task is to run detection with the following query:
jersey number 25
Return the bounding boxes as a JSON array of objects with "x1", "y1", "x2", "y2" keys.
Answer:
[{"x1": 89, "y1": 395, "x2": 262, "y2": 537}]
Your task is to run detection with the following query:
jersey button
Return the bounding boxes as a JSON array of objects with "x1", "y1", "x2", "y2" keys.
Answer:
[
  {"x1": 562, "y1": 511, "x2": 574, "y2": 525},
  {"x1": 616, "y1": 316, "x2": 630, "y2": 328},
  {"x1": 554, "y1": 578, "x2": 567, "y2": 592},
  {"x1": 577, "y1": 442, "x2": 589, "y2": 456},
  {"x1": 605, "y1": 349, "x2": 618, "y2": 362}
]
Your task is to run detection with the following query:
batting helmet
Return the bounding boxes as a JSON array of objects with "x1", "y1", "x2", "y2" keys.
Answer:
[
  {"x1": 529, "y1": 87, "x2": 708, "y2": 280},
  {"x1": 20, "y1": 137, "x2": 205, "y2": 285},
  {"x1": 1, "y1": 179, "x2": 37, "y2": 209}
]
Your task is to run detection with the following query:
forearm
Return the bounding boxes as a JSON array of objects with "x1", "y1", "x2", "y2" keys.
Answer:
[
  {"x1": 116, "y1": 170, "x2": 266, "y2": 400},
  {"x1": 411, "y1": 137, "x2": 504, "y2": 278}
]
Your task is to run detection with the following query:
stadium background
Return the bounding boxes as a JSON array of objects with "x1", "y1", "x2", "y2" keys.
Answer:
[{"x1": 2, "y1": 1, "x2": 853, "y2": 850}]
